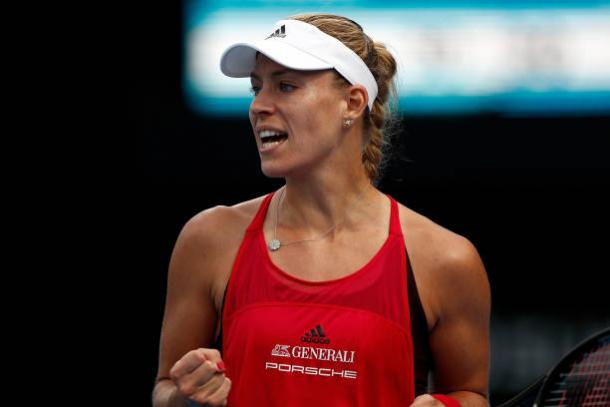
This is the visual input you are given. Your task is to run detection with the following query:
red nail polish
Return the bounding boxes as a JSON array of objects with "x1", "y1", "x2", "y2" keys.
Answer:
[{"x1": 216, "y1": 361, "x2": 226, "y2": 372}]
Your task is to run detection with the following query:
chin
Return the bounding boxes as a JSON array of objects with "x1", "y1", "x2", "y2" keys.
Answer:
[
  {"x1": 260, "y1": 163, "x2": 287, "y2": 179},
  {"x1": 260, "y1": 157, "x2": 312, "y2": 180}
]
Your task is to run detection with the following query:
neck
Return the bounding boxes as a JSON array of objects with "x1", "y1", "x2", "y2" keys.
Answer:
[{"x1": 278, "y1": 169, "x2": 380, "y2": 235}]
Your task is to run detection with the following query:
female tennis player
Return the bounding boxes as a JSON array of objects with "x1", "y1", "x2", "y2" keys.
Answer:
[{"x1": 153, "y1": 13, "x2": 490, "y2": 407}]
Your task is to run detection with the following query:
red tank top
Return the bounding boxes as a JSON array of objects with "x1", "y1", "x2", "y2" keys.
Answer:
[{"x1": 222, "y1": 192, "x2": 415, "y2": 406}]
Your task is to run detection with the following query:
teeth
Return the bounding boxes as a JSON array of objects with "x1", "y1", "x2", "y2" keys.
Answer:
[
  {"x1": 259, "y1": 130, "x2": 284, "y2": 140},
  {"x1": 262, "y1": 140, "x2": 282, "y2": 148}
]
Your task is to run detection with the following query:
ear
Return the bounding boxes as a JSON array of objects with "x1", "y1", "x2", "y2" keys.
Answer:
[{"x1": 344, "y1": 84, "x2": 369, "y2": 121}]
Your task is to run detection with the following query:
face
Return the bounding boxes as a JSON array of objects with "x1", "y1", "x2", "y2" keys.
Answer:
[{"x1": 249, "y1": 55, "x2": 348, "y2": 178}]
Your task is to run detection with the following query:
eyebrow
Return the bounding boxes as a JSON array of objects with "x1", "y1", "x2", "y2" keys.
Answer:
[{"x1": 250, "y1": 69, "x2": 292, "y2": 81}]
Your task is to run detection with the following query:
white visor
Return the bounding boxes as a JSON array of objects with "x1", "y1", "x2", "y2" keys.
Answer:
[{"x1": 220, "y1": 19, "x2": 378, "y2": 111}]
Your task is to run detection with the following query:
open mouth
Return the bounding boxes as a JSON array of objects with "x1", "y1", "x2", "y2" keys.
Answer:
[{"x1": 259, "y1": 130, "x2": 288, "y2": 149}]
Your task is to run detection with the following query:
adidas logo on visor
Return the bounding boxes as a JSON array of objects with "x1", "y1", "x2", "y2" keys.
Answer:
[{"x1": 265, "y1": 24, "x2": 286, "y2": 39}]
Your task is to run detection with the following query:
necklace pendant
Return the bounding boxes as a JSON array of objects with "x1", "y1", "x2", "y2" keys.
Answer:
[{"x1": 268, "y1": 239, "x2": 281, "y2": 251}]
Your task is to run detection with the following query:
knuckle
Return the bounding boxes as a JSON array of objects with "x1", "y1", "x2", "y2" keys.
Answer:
[
  {"x1": 169, "y1": 360, "x2": 183, "y2": 379},
  {"x1": 193, "y1": 349, "x2": 207, "y2": 362},
  {"x1": 177, "y1": 381, "x2": 194, "y2": 396},
  {"x1": 169, "y1": 366, "x2": 179, "y2": 380}
]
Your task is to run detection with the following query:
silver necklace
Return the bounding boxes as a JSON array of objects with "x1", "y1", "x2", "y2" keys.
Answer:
[{"x1": 267, "y1": 186, "x2": 365, "y2": 251}]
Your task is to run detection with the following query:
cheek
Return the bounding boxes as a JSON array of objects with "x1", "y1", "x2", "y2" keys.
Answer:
[{"x1": 294, "y1": 91, "x2": 341, "y2": 132}]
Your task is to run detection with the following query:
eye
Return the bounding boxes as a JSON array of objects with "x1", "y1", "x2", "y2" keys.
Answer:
[
  {"x1": 280, "y1": 82, "x2": 296, "y2": 92},
  {"x1": 249, "y1": 85, "x2": 261, "y2": 96}
]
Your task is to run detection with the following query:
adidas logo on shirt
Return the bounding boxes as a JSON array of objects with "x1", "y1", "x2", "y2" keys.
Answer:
[{"x1": 302, "y1": 324, "x2": 330, "y2": 344}]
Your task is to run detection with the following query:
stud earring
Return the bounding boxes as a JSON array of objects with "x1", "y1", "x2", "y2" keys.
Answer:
[{"x1": 343, "y1": 119, "x2": 353, "y2": 128}]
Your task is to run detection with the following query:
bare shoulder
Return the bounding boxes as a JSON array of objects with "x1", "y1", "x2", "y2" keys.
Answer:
[
  {"x1": 173, "y1": 194, "x2": 269, "y2": 308},
  {"x1": 401, "y1": 203, "x2": 484, "y2": 269},
  {"x1": 178, "y1": 194, "x2": 267, "y2": 250},
  {"x1": 396, "y1": 202, "x2": 490, "y2": 320}
]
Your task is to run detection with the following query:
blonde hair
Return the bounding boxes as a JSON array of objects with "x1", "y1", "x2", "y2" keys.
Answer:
[{"x1": 289, "y1": 13, "x2": 398, "y2": 183}]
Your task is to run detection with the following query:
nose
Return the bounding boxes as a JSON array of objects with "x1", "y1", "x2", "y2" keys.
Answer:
[{"x1": 249, "y1": 85, "x2": 275, "y2": 119}]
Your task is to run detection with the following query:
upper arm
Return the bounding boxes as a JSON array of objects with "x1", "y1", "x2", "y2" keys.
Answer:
[
  {"x1": 155, "y1": 208, "x2": 224, "y2": 382},
  {"x1": 427, "y1": 236, "x2": 491, "y2": 398}
]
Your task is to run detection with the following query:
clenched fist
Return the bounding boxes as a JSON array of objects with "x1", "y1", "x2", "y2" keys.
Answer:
[{"x1": 170, "y1": 348, "x2": 232, "y2": 407}]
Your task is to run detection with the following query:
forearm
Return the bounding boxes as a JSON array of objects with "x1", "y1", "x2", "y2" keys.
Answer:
[
  {"x1": 152, "y1": 379, "x2": 189, "y2": 407},
  {"x1": 446, "y1": 391, "x2": 489, "y2": 407}
]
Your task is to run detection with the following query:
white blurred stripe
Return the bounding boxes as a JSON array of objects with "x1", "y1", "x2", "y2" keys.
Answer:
[{"x1": 187, "y1": 8, "x2": 610, "y2": 98}]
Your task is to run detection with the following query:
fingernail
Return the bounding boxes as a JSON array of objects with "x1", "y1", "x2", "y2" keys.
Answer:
[{"x1": 216, "y1": 361, "x2": 226, "y2": 372}]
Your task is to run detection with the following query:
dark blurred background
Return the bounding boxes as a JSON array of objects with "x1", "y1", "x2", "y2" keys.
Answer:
[{"x1": 134, "y1": 1, "x2": 610, "y2": 405}]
